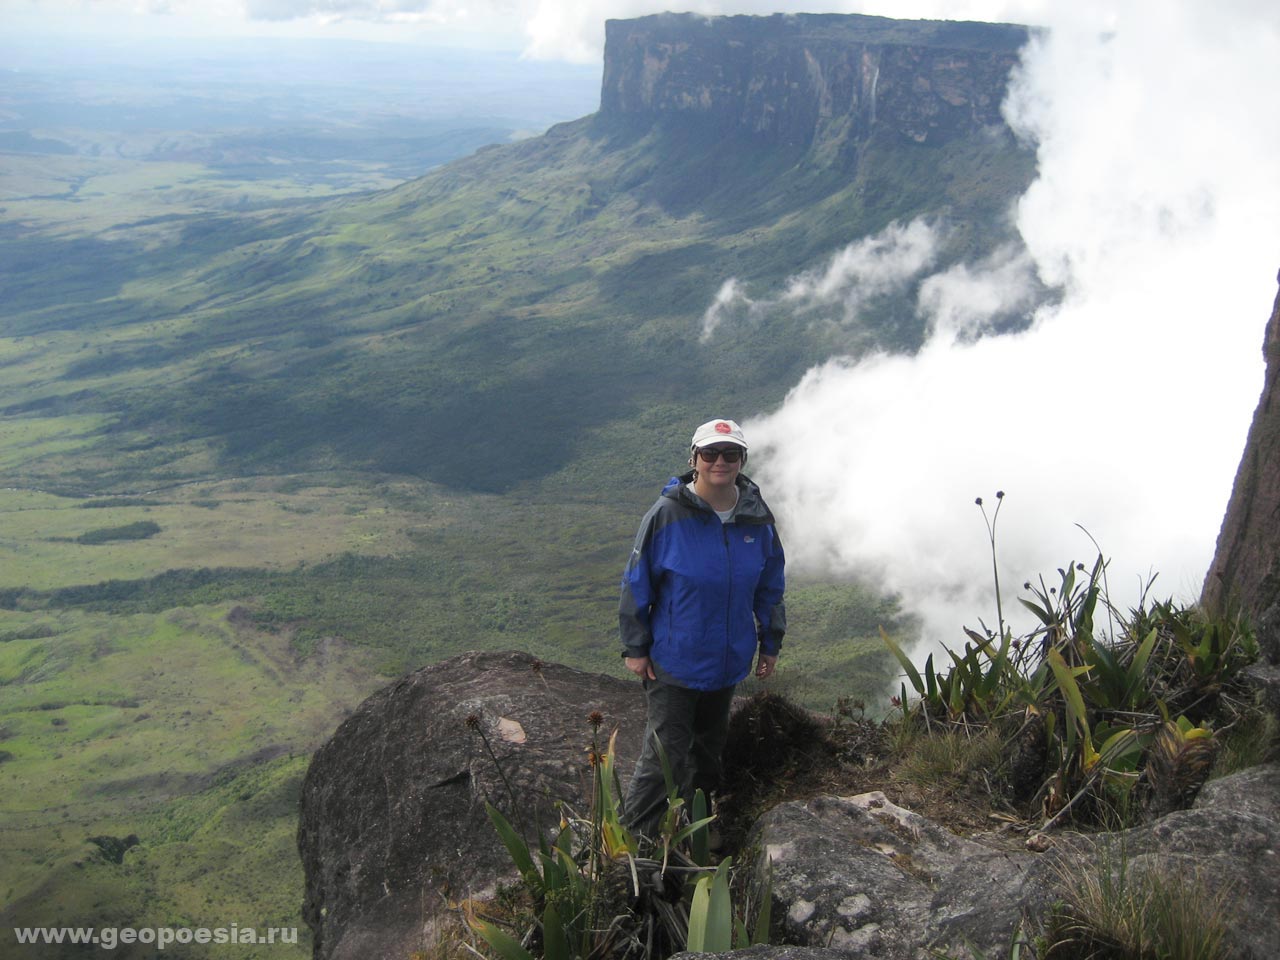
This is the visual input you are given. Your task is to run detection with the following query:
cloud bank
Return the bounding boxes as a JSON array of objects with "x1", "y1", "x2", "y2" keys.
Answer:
[
  {"x1": 6, "y1": 2, "x2": 1065, "y2": 62},
  {"x1": 737, "y1": 0, "x2": 1280, "y2": 655}
]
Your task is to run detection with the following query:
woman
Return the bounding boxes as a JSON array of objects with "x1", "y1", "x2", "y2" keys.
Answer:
[{"x1": 619, "y1": 418, "x2": 786, "y2": 838}]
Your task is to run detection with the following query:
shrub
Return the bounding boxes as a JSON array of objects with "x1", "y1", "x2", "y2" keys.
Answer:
[
  {"x1": 75, "y1": 521, "x2": 162, "y2": 544},
  {"x1": 1044, "y1": 845, "x2": 1234, "y2": 960}
]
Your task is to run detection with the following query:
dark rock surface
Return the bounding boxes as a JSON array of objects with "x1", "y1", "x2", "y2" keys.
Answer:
[
  {"x1": 600, "y1": 13, "x2": 1028, "y2": 148},
  {"x1": 1204, "y1": 273, "x2": 1280, "y2": 667},
  {"x1": 297, "y1": 650, "x2": 646, "y2": 960},
  {"x1": 1193, "y1": 761, "x2": 1280, "y2": 823}
]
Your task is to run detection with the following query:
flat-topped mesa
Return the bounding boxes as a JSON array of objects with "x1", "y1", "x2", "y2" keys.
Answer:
[{"x1": 599, "y1": 12, "x2": 1031, "y2": 147}]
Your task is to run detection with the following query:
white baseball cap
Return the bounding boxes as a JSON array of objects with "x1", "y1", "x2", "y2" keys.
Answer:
[{"x1": 690, "y1": 418, "x2": 748, "y2": 450}]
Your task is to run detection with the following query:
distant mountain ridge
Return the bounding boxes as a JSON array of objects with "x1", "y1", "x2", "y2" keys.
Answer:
[{"x1": 601, "y1": 12, "x2": 1028, "y2": 148}]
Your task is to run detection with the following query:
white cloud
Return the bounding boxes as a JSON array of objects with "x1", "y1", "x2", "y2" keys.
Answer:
[
  {"x1": 782, "y1": 219, "x2": 940, "y2": 320},
  {"x1": 700, "y1": 219, "x2": 941, "y2": 341},
  {"x1": 741, "y1": 0, "x2": 1280, "y2": 660},
  {"x1": 0, "y1": 2, "x2": 1063, "y2": 61}
]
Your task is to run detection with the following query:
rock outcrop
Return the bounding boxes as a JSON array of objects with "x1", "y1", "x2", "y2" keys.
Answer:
[
  {"x1": 296, "y1": 650, "x2": 647, "y2": 960},
  {"x1": 751, "y1": 766, "x2": 1280, "y2": 959},
  {"x1": 300, "y1": 651, "x2": 1280, "y2": 960},
  {"x1": 1203, "y1": 273, "x2": 1280, "y2": 657},
  {"x1": 750, "y1": 792, "x2": 1036, "y2": 957},
  {"x1": 600, "y1": 13, "x2": 1029, "y2": 148},
  {"x1": 1203, "y1": 273, "x2": 1280, "y2": 720}
]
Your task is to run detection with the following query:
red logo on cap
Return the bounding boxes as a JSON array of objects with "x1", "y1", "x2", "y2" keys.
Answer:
[{"x1": 715, "y1": 422, "x2": 732, "y2": 434}]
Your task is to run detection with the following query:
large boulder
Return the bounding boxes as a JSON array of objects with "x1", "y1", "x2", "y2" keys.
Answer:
[
  {"x1": 750, "y1": 792, "x2": 1038, "y2": 958},
  {"x1": 297, "y1": 650, "x2": 647, "y2": 960}
]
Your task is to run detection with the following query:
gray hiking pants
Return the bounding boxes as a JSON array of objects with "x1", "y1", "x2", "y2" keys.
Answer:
[{"x1": 623, "y1": 678, "x2": 735, "y2": 839}]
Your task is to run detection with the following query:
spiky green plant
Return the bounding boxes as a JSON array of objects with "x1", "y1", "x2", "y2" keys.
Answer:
[
  {"x1": 883, "y1": 494, "x2": 1259, "y2": 828},
  {"x1": 468, "y1": 718, "x2": 769, "y2": 960}
]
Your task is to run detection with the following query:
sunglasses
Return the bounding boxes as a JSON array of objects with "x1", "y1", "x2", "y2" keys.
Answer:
[{"x1": 695, "y1": 447, "x2": 744, "y2": 463}]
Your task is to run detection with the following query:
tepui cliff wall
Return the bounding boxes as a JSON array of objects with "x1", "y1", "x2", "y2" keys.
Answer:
[
  {"x1": 1204, "y1": 271, "x2": 1280, "y2": 666},
  {"x1": 599, "y1": 12, "x2": 1029, "y2": 147}
]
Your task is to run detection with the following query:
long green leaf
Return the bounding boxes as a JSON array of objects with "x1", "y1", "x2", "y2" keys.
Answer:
[
  {"x1": 704, "y1": 857, "x2": 735, "y2": 952},
  {"x1": 542, "y1": 903, "x2": 569, "y2": 960},
  {"x1": 924, "y1": 653, "x2": 938, "y2": 702},
  {"x1": 978, "y1": 628, "x2": 1011, "y2": 700},
  {"x1": 672, "y1": 815, "x2": 717, "y2": 853},
  {"x1": 538, "y1": 850, "x2": 565, "y2": 892},
  {"x1": 554, "y1": 846, "x2": 587, "y2": 898},
  {"x1": 651, "y1": 732, "x2": 678, "y2": 801},
  {"x1": 485, "y1": 803, "x2": 538, "y2": 887},
  {"x1": 473, "y1": 919, "x2": 535, "y2": 960},
  {"x1": 1047, "y1": 649, "x2": 1089, "y2": 732},
  {"x1": 686, "y1": 875, "x2": 711, "y2": 953},
  {"x1": 733, "y1": 917, "x2": 750, "y2": 950},
  {"x1": 1097, "y1": 727, "x2": 1143, "y2": 769},
  {"x1": 1019, "y1": 596, "x2": 1054, "y2": 626},
  {"x1": 881, "y1": 628, "x2": 925, "y2": 696},
  {"x1": 1048, "y1": 648, "x2": 1097, "y2": 768},
  {"x1": 1124, "y1": 627, "x2": 1159, "y2": 704},
  {"x1": 690, "y1": 788, "x2": 710, "y2": 866}
]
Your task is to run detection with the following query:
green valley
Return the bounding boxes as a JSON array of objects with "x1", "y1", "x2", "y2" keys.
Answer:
[{"x1": 0, "y1": 16, "x2": 1038, "y2": 955}]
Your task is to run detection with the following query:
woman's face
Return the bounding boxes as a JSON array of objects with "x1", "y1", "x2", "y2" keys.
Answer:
[{"x1": 694, "y1": 443, "x2": 743, "y2": 487}]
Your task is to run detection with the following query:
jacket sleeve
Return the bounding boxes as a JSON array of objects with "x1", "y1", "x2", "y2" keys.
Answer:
[
  {"x1": 754, "y1": 525, "x2": 786, "y2": 656},
  {"x1": 619, "y1": 507, "x2": 660, "y2": 659}
]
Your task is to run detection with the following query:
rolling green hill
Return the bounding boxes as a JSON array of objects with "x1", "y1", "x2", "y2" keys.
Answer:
[{"x1": 0, "y1": 15, "x2": 1038, "y2": 955}]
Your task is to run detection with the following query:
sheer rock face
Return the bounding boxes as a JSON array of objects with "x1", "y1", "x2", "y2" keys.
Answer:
[
  {"x1": 1203, "y1": 273, "x2": 1280, "y2": 666},
  {"x1": 599, "y1": 13, "x2": 1029, "y2": 148},
  {"x1": 296, "y1": 650, "x2": 646, "y2": 960}
]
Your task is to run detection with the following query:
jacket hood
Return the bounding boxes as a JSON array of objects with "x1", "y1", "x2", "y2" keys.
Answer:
[{"x1": 661, "y1": 471, "x2": 775, "y2": 524}]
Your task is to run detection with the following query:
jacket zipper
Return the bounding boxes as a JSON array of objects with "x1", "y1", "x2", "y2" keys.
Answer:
[{"x1": 721, "y1": 522, "x2": 732, "y2": 686}]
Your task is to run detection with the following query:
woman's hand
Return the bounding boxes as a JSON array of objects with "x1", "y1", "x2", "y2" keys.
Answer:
[
  {"x1": 756, "y1": 653, "x2": 778, "y2": 679},
  {"x1": 625, "y1": 656, "x2": 657, "y2": 680}
]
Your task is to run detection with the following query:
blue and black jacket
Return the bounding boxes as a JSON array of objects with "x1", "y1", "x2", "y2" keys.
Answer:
[{"x1": 619, "y1": 471, "x2": 786, "y2": 691}]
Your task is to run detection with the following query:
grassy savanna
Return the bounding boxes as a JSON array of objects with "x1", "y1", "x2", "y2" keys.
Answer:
[
  {"x1": 0, "y1": 479, "x2": 431, "y2": 591},
  {"x1": 0, "y1": 602, "x2": 381, "y2": 957},
  {"x1": 0, "y1": 153, "x2": 400, "y2": 237}
]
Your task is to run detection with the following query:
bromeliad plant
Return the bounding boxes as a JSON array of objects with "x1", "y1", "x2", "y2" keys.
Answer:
[
  {"x1": 467, "y1": 714, "x2": 771, "y2": 960},
  {"x1": 882, "y1": 493, "x2": 1260, "y2": 828}
]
